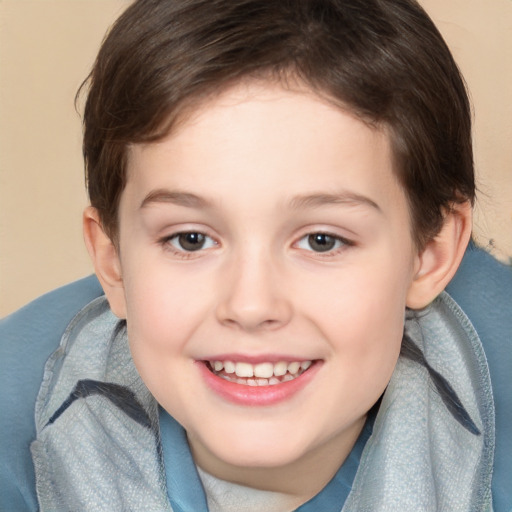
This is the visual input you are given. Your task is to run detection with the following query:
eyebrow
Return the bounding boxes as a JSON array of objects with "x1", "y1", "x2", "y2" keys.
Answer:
[
  {"x1": 140, "y1": 189, "x2": 212, "y2": 209},
  {"x1": 140, "y1": 188, "x2": 381, "y2": 213},
  {"x1": 289, "y1": 192, "x2": 381, "y2": 212}
]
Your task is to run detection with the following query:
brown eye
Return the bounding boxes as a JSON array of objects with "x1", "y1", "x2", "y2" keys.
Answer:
[
  {"x1": 170, "y1": 232, "x2": 215, "y2": 252},
  {"x1": 307, "y1": 233, "x2": 337, "y2": 252},
  {"x1": 296, "y1": 232, "x2": 349, "y2": 253}
]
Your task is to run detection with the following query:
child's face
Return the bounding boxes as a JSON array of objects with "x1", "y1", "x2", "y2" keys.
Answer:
[{"x1": 114, "y1": 82, "x2": 420, "y2": 486}]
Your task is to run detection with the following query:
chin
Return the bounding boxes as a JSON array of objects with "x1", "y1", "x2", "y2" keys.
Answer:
[{"x1": 195, "y1": 421, "x2": 316, "y2": 469}]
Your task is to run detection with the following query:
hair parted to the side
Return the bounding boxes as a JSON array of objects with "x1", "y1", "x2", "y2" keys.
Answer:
[{"x1": 79, "y1": 0, "x2": 475, "y2": 248}]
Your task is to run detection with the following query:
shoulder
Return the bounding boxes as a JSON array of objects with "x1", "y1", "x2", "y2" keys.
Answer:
[
  {"x1": 446, "y1": 244, "x2": 512, "y2": 511},
  {"x1": 0, "y1": 276, "x2": 104, "y2": 511}
]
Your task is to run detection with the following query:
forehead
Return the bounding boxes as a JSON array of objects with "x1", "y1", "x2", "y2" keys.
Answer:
[{"x1": 123, "y1": 81, "x2": 407, "y2": 219}]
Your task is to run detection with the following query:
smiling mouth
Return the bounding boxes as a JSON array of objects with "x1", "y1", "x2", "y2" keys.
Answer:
[{"x1": 206, "y1": 360, "x2": 314, "y2": 386}]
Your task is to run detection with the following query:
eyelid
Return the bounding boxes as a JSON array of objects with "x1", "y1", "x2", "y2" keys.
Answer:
[
  {"x1": 170, "y1": 232, "x2": 216, "y2": 251},
  {"x1": 293, "y1": 230, "x2": 355, "y2": 255},
  {"x1": 159, "y1": 228, "x2": 219, "y2": 258}
]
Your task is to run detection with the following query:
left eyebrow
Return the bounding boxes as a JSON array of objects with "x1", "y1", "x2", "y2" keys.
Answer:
[
  {"x1": 139, "y1": 189, "x2": 213, "y2": 209},
  {"x1": 289, "y1": 192, "x2": 381, "y2": 212}
]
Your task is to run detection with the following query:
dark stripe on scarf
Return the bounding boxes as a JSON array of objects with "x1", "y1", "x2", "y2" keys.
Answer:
[{"x1": 46, "y1": 379, "x2": 152, "y2": 429}]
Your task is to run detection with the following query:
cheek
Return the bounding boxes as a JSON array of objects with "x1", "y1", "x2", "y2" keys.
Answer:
[
  {"x1": 303, "y1": 261, "x2": 408, "y2": 392},
  {"x1": 121, "y1": 272, "x2": 202, "y2": 411},
  {"x1": 121, "y1": 263, "x2": 208, "y2": 364},
  {"x1": 305, "y1": 259, "x2": 408, "y2": 335}
]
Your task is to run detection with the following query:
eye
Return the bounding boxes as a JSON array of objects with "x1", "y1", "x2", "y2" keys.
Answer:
[
  {"x1": 167, "y1": 232, "x2": 216, "y2": 252},
  {"x1": 296, "y1": 233, "x2": 348, "y2": 253}
]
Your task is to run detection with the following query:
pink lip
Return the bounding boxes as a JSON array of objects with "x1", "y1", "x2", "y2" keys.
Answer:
[{"x1": 196, "y1": 360, "x2": 321, "y2": 406}]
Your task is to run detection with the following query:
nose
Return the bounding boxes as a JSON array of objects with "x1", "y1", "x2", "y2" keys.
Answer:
[{"x1": 215, "y1": 249, "x2": 293, "y2": 332}]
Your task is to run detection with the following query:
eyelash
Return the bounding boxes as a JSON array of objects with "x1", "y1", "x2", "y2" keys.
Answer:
[
  {"x1": 159, "y1": 230, "x2": 353, "y2": 258},
  {"x1": 159, "y1": 231, "x2": 217, "y2": 259},
  {"x1": 295, "y1": 232, "x2": 354, "y2": 256}
]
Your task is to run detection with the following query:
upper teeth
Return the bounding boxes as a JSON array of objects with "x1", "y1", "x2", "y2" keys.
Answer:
[{"x1": 210, "y1": 360, "x2": 312, "y2": 379}]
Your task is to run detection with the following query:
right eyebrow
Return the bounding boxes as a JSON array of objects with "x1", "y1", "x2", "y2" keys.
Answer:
[{"x1": 139, "y1": 189, "x2": 213, "y2": 209}]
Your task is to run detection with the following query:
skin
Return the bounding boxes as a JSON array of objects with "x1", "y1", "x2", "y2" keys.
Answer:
[{"x1": 84, "y1": 81, "x2": 472, "y2": 507}]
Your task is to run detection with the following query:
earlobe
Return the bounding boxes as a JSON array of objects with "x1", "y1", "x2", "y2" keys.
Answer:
[
  {"x1": 406, "y1": 201, "x2": 472, "y2": 310},
  {"x1": 83, "y1": 207, "x2": 127, "y2": 319}
]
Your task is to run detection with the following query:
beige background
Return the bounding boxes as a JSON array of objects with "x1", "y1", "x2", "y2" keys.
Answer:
[{"x1": 1, "y1": 0, "x2": 511, "y2": 317}]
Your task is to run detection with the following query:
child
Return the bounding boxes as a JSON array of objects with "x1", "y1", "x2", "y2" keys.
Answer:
[{"x1": 1, "y1": 0, "x2": 511, "y2": 510}]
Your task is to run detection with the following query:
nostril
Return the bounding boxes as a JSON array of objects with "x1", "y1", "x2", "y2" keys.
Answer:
[{"x1": 220, "y1": 316, "x2": 287, "y2": 331}]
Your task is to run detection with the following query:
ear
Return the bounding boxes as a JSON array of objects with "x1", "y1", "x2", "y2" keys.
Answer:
[
  {"x1": 83, "y1": 207, "x2": 127, "y2": 318},
  {"x1": 406, "y1": 201, "x2": 472, "y2": 309}
]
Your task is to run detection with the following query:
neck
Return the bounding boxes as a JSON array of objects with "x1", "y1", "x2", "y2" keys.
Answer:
[{"x1": 188, "y1": 415, "x2": 366, "y2": 506}]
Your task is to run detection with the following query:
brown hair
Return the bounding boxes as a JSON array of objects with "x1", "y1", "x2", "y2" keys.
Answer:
[{"x1": 80, "y1": 0, "x2": 474, "y2": 248}]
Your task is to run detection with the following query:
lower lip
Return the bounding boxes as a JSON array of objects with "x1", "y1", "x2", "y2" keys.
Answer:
[{"x1": 196, "y1": 361, "x2": 321, "y2": 406}]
